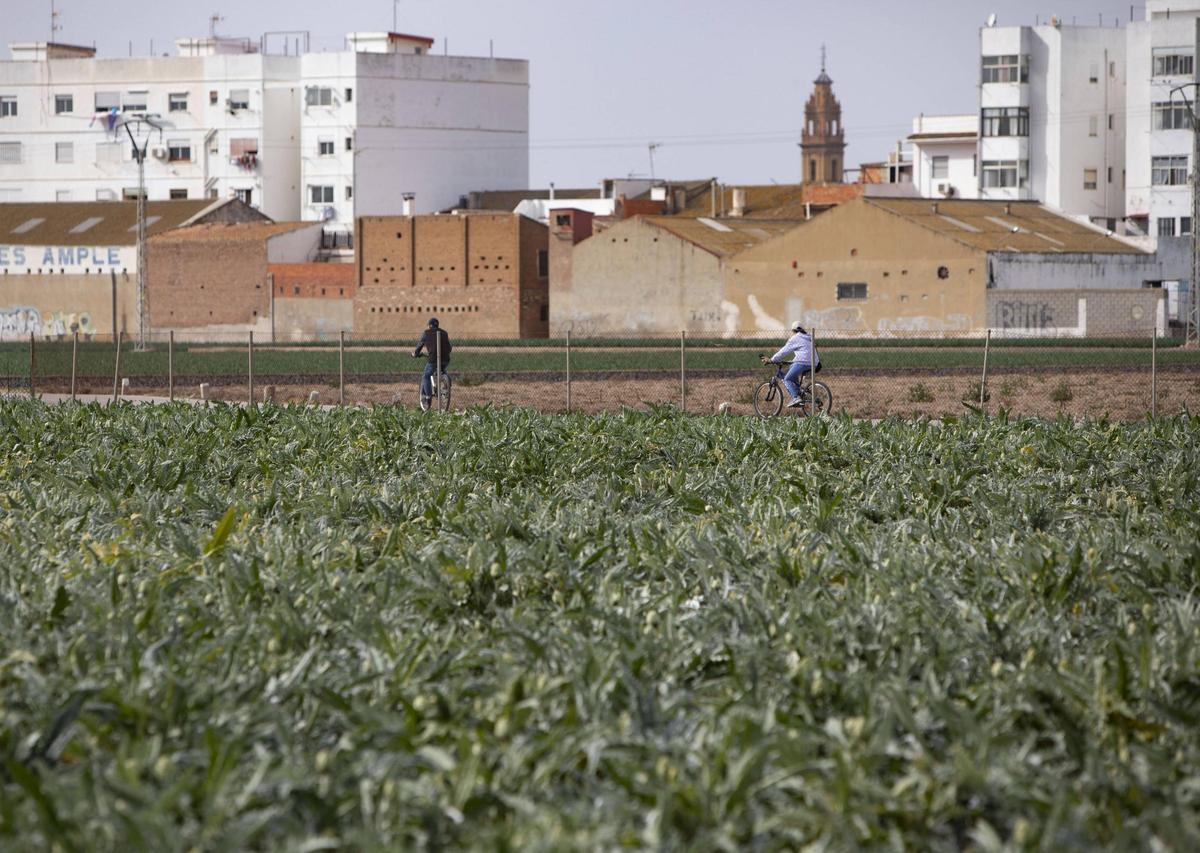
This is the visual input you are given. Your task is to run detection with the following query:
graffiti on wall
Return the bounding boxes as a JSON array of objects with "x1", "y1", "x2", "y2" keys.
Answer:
[
  {"x1": 996, "y1": 300, "x2": 1060, "y2": 329},
  {"x1": 0, "y1": 306, "x2": 97, "y2": 341}
]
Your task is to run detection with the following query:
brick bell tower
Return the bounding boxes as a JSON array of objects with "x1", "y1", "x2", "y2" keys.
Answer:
[{"x1": 801, "y1": 46, "x2": 846, "y2": 184}]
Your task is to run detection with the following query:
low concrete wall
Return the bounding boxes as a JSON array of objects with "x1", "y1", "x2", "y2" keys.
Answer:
[
  {"x1": 0, "y1": 272, "x2": 135, "y2": 340},
  {"x1": 987, "y1": 288, "x2": 1165, "y2": 336},
  {"x1": 274, "y1": 298, "x2": 354, "y2": 342}
]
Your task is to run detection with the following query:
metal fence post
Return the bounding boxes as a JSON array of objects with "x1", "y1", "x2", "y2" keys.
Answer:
[
  {"x1": 435, "y1": 330, "x2": 442, "y2": 412},
  {"x1": 112, "y1": 331, "x2": 122, "y2": 403},
  {"x1": 1151, "y1": 328, "x2": 1158, "y2": 418},
  {"x1": 810, "y1": 328, "x2": 817, "y2": 416},
  {"x1": 70, "y1": 331, "x2": 78, "y2": 402},
  {"x1": 339, "y1": 330, "x2": 346, "y2": 406},
  {"x1": 565, "y1": 329, "x2": 572, "y2": 413},
  {"x1": 680, "y1": 330, "x2": 687, "y2": 412},
  {"x1": 248, "y1": 331, "x2": 255, "y2": 406},
  {"x1": 28, "y1": 331, "x2": 35, "y2": 398},
  {"x1": 980, "y1": 328, "x2": 992, "y2": 413},
  {"x1": 168, "y1": 330, "x2": 174, "y2": 402}
]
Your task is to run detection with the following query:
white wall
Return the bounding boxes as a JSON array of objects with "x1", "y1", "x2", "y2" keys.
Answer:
[{"x1": 913, "y1": 139, "x2": 978, "y2": 199}]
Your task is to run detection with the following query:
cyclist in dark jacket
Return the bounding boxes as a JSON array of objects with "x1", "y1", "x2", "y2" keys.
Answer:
[{"x1": 413, "y1": 317, "x2": 451, "y2": 405}]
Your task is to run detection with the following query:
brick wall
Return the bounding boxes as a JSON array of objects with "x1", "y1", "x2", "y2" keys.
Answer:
[
  {"x1": 354, "y1": 213, "x2": 549, "y2": 338},
  {"x1": 270, "y1": 264, "x2": 355, "y2": 299},
  {"x1": 148, "y1": 234, "x2": 269, "y2": 328}
]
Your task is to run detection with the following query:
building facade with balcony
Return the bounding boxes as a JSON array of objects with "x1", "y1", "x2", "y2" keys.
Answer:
[
  {"x1": 978, "y1": 22, "x2": 1126, "y2": 229},
  {"x1": 0, "y1": 32, "x2": 529, "y2": 234}
]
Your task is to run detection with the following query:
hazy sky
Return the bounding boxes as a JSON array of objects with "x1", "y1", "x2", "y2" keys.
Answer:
[{"x1": 7, "y1": 0, "x2": 1142, "y2": 188}]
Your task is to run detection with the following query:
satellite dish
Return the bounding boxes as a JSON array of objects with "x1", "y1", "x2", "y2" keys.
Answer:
[
  {"x1": 987, "y1": 13, "x2": 998, "y2": 27},
  {"x1": 322, "y1": 206, "x2": 337, "y2": 221}
]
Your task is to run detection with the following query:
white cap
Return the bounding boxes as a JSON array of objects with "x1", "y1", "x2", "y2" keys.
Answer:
[{"x1": 791, "y1": 320, "x2": 804, "y2": 332}]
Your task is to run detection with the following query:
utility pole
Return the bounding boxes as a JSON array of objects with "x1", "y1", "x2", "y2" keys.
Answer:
[
  {"x1": 1191, "y1": 18, "x2": 1200, "y2": 345},
  {"x1": 648, "y1": 142, "x2": 661, "y2": 180},
  {"x1": 113, "y1": 114, "x2": 167, "y2": 351}
]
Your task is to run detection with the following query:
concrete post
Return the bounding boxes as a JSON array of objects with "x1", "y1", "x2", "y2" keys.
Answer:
[
  {"x1": 70, "y1": 332, "x2": 78, "y2": 402},
  {"x1": 28, "y1": 331, "x2": 34, "y2": 398},
  {"x1": 1152, "y1": 329, "x2": 1158, "y2": 418},
  {"x1": 565, "y1": 329, "x2": 572, "y2": 413},
  {"x1": 112, "y1": 331, "x2": 122, "y2": 403},
  {"x1": 248, "y1": 331, "x2": 255, "y2": 406},
  {"x1": 980, "y1": 328, "x2": 992, "y2": 413},
  {"x1": 680, "y1": 330, "x2": 687, "y2": 412},
  {"x1": 168, "y1": 330, "x2": 174, "y2": 402},
  {"x1": 339, "y1": 330, "x2": 345, "y2": 407}
]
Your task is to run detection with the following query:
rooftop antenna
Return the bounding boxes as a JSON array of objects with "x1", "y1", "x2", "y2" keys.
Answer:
[
  {"x1": 820, "y1": 43, "x2": 827, "y2": 74},
  {"x1": 210, "y1": 14, "x2": 224, "y2": 39},
  {"x1": 393, "y1": 0, "x2": 399, "y2": 32},
  {"x1": 50, "y1": 0, "x2": 61, "y2": 42},
  {"x1": 648, "y1": 142, "x2": 661, "y2": 179}
]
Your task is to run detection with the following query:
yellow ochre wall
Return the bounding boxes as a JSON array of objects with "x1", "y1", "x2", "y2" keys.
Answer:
[
  {"x1": 725, "y1": 200, "x2": 988, "y2": 334},
  {"x1": 0, "y1": 272, "x2": 135, "y2": 340}
]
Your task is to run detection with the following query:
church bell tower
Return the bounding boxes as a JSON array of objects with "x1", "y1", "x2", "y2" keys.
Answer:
[{"x1": 801, "y1": 47, "x2": 846, "y2": 184}]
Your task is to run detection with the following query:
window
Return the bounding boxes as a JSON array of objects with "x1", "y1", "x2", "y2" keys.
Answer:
[
  {"x1": 345, "y1": 87, "x2": 353, "y2": 102},
  {"x1": 123, "y1": 90, "x2": 148, "y2": 112},
  {"x1": 837, "y1": 283, "x2": 868, "y2": 301},
  {"x1": 0, "y1": 141, "x2": 21, "y2": 164},
  {"x1": 1153, "y1": 50, "x2": 1194, "y2": 78},
  {"x1": 56, "y1": 190, "x2": 71, "y2": 201},
  {"x1": 318, "y1": 139, "x2": 335, "y2": 156},
  {"x1": 1153, "y1": 101, "x2": 1191, "y2": 130},
  {"x1": 235, "y1": 188, "x2": 253, "y2": 205},
  {"x1": 537, "y1": 249, "x2": 549, "y2": 278},
  {"x1": 1152, "y1": 155, "x2": 1189, "y2": 186},
  {"x1": 228, "y1": 89, "x2": 249, "y2": 110},
  {"x1": 1183, "y1": 217, "x2": 1193, "y2": 235},
  {"x1": 540, "y1": 304, "x2": 549, "y2": 322},
  {"x1": 1110, "y1": 61, "x2": 1116, "y2": 78},
  {"x1": 55, "y1": 142, "x2": 73, "y2": 164},
  {"x1": 168, "y1": 92, "x2": 188, "y2": 112},
  {"x1": 931, "y1": 156, "x2": 949, "y2": 180},
  {"x1": 981, "y1": 160, "x2": 1029, "y2": 189},
  {"x1": 0, "y1": 96, "x2": 16, "y2": 118},
  {"x1": 54, "y1": 94, "x2": 72, "y2": 114},
  {"x1": 1108, "y1": 113, "x2": 1114, "y2": 131},
  {"x1": 1158, "y1": 217, "x2": 1177, "y2": 237},
  {"x1": 1089, "y1": 115, "x2": 1098, "y2": 137},
  {"x1": 122, "y1": 187, "x2": 146, "y2": 200},
  {"x1": 1089, "y1": 63, "x2": 1099, "y2": 83},
  {"x1": 209, "y1": 90, "x2": 219, "y2": 105},
  {"x1": 981, "y1": 54, "x2": 1029, "y2": 84},
  {"x1": 305, "y1": 87, "x2": 334, "y2": 106},
  {"x1": 345, "y1": 136, "x2": 353, "y2": 151},
  {"x1": 167, "y1": 140, "x2": 191, "y2": 162},
  {"x1": 1084, "y1": 169, "x2": 1098, "y2": 190},
  {"x1": 1108, "y1": 166, "x2": 1114, "y2": 184},
  {"x1": 981, "y1": 106, "x2": 1029, "y2": 137},
  {"x1": 96, "y1": 189, "x2": 116, "y2": 201},
  {"x1": 94, "y1": 91, "x2": 119, "y2": 112},
  {"x1": 345, "y1": 186, "x2": 353, "y2": 200},
  {"x1": 230, "y1": 138, "x2": 258, "y2": 158},
  {"x1": 309, "y1": 185, "x2": 334, "y2": 204},
  {"x1": 169, "y1": 188, "x2": 188, "y2": 199}
]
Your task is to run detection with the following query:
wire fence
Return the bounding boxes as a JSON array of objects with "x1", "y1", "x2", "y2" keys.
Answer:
[{"x1": 3, "y1": 328, "x2": 1199, "y2": 420}]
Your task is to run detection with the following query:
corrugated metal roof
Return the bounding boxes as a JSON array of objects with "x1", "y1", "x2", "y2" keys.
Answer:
[
  {"x1": 645, "y1": 216, "x2": 799, "y2": 257},
  {"x1": 864, "y1": 198, "x2": 1146, "y2": 255},
  {"x1": 0, "y1": 199, "x2": 225, "y2": 246},
  {"x1": 673, "y1": 182, "x2": 865, "y2": 220}
]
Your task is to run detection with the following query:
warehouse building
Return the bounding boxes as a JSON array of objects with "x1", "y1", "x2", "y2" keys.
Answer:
[
  {"x1": 726, "y1": 197, "x2": 1165, "y2": 335},
  {"x1": 0, "y1": 197, "x2": 264, "y2": 340}
]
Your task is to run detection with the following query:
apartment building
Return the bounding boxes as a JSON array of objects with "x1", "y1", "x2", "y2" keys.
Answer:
[
  {"x1": 0, "y1": 32, "x2": 529, "y2": 233},
  {"x1": 978, "y1": 21, "x2": 1126, "y2": 228},
  {"x1": 909, "y1": 115, "x2": 979, "y2": 200}
]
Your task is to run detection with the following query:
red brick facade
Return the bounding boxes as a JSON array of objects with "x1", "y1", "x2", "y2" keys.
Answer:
[{"x1": 354, "y1": 213, "x2": 549, "y2": 338}]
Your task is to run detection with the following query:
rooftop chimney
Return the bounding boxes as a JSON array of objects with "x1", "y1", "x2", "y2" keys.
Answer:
[
  {"x1": 731, "y1": 188, "x2": 747, "y2": 218},
  {"x1": 402, "y1": 193, "x2": 415, "y2": 216},
  {"x1": 549, "y1": 182, "x2": 556, "y2": 200}
]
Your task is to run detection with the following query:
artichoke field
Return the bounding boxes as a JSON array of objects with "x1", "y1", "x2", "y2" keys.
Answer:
[{"x1": 1, "y1": 401, "x2": 1198, "y2": 850}]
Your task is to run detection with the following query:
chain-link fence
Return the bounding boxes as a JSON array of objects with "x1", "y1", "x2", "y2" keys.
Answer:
[{"x1": 4, "y1": 328, "x2": 1199, "y2": 420}]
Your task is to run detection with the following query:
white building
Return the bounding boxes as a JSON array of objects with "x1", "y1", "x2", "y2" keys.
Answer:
[
  {"x1": 978, "y1": 21, "x2": 1126, "y2": 229},
  {"x1": 1126, "y1": 1, "x2": 1200, "y2": 246},
  {"x1": 908, "y1": 114, "x2": 979, "y2": 199},
  {"x1": 0, "y1": 32, "x2": 529, "y2": 234}
]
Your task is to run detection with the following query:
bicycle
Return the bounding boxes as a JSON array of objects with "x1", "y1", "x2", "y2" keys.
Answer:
[
  {"x1": 415, "y1": 357, "x2": 452, "y2": 412},
  {"x1": 753, "y1": 360, "x2": 832, "y2": 418}
]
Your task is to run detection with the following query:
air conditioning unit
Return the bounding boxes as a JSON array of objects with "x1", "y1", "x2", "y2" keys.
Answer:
[
  {"x1": 151, "y1": 146, "x2": 168, "y2": 160},
  {"x1": 936, "y1": 182, "x2": 956, "y2": 197}
]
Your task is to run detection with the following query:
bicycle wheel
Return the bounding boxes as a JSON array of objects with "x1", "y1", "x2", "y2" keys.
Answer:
[
  {"x1": 438, "y1": 373, "x2": 452, "y2": 411},
  {"x1": 801, "y1": 381, "x2": 833, "y2": 417},
  {"x1": 753, "y1": 381, "x2": 783, "y2": 418}
]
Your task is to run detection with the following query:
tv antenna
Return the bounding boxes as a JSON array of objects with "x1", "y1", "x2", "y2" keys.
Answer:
[
  {"x1": 50, "y1": 0, "x2": 62, "y2": 41},
  {"x1": 648, "y1": 142, "x2": 661, "y2": 180},
  {"x1": 210, "y1": 14, "x2": 225, "y2": 39}
]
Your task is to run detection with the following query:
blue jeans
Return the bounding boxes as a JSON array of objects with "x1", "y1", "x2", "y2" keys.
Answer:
[
  {"x1": 783, "y1": 362, "x2": 813, "y2": 399},
  {"x1": 420, "y1": 362, "x2": 447, "y2": 399}
]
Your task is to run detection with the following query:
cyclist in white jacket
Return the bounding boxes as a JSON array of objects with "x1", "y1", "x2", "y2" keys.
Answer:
[{"x1": 761, "y1": 321, "x2": 819, "y2": 408}]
